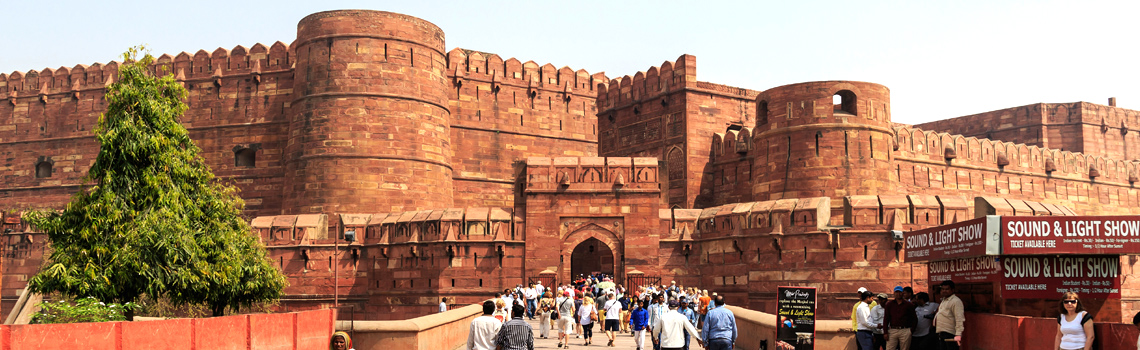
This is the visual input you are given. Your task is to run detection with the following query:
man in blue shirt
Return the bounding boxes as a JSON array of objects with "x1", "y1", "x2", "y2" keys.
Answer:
[
  {"x1": 702, "y1": 295, "x2": 737, "y2": 350},
  {"x1": 678, "y1": 298, "x2": 698, "y2": 350},
  {"x1": 630, "y1": 300, "x2": 651, "y2": 350}
]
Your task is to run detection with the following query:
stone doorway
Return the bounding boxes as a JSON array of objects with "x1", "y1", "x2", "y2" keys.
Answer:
[{"x1": 570, "y1": 237, "x2": 614, "y2": 279}]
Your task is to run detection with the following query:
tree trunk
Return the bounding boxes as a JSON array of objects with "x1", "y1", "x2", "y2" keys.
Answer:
[
  {"x1": 125, "y1": 308, "x2": 135, "y2": 321},
  {"x1": 212, "y1": 304, "x2": 225, "y2": 317}
]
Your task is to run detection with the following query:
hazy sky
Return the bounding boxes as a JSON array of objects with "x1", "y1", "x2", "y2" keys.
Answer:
[{"x1": 2, "y1": 0, "x2": 1136, "y2": 124}]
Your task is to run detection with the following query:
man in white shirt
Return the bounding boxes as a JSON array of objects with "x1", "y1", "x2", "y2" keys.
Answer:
[
  {"x1": 652, "y1": 300, "x2": 703, "y2": 350},
  {"x1": 870, "y1": 293, "x2": 888, "y2": 350},
  {"x1": 536, "y1": 281, "x2": 545, "y2": 299},
  {"x1": 525, "y1": 284, "x2": 538, "y2": 320},
  {"x1": 602, "y1": 292, "x2": 623, "y2": 346},
  {"x1": 855, "y1": 291, "x2": 876, "y2": 350},
  {"x1": 440, "y1": 297, "x2": 448, "y2": 313},
  {"x1": 468, "y1": 300, "x2": 502, "y2": 350}
]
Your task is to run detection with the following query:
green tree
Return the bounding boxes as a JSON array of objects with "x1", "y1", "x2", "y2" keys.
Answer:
[{"x1": 25, "y1": 46, "x2": 287, "y2": 318}]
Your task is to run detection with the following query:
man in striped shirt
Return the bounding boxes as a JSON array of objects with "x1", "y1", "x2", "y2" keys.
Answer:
[{"x1": 494, "y1": 304, "x2": 534, "y2": 350}]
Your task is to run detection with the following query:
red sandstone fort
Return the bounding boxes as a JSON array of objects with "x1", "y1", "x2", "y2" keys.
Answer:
[{"x1": 1, "y1": 10, "x2": 1139, "y2": 322}]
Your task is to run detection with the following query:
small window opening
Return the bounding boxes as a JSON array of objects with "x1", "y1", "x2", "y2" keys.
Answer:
[
  {"x1": 758, "y1": 101, "x2": 769, "y2": 126},
  {"x1": 234, "y1": 144, "x2": 260, "y2": 167},
  {"x1": 833, "y1": 90, "x2": 857, "y2": 115},
  {"x1": 35, "y1": 160, "x2": 53, "y2": 178}
]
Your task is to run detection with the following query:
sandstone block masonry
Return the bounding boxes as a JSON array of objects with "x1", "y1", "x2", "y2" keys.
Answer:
[{"x1": 3, "y1": 9, "x2": 1140, "y2": 322}]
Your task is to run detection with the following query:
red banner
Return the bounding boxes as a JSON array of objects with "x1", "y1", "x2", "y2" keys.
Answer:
[
  {"x1": 1002, "y1": 216, "x2": 1140, "y2": 255},
  {"x1": 999, "y1": 255, "x2": 1121, "y2": 299},
  {"x1": 904, "y1": 217, "x2": 1000, "y2": 262},
  {"x1": 927, "y1": 256, "x2": 1001, "y2": 284}
]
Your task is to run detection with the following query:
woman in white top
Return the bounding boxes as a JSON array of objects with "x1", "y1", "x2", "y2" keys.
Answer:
[
  {"x1": 577, "y1": 297, "x2": 598, "y2": 346},
  {"x1": 1055, "y1": 291, "x2": 1094, "y2": 350}
]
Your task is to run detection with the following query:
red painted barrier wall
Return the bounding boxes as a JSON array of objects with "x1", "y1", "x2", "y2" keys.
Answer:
[
  {"x1": 961, "y1": 312, "x2": 1140, "y2": 350},
  {"x1": 0, "y1": 309, "x2": 334, "y2": 350}
]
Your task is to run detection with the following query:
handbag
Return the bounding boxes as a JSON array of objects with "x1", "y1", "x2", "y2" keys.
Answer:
[
  {"x1": 553, "y1": 299, "x2": 566, "y2": 319},
  {"x1": 591, "y1": 307, "x2": 599, "y2": 322}
]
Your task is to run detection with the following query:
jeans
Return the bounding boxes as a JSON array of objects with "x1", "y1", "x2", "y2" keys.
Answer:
[
  {"x1": 526, "y1": 299, "x2": 537, "y2": 318},
  {"x1": 707, "y1": 338, "x2": 733, "y2": 350},
  {"x1": 857, "y1": 330, "x2": 875, "y2": 350},
  {"x1": 682, "y1": 329, "x2": 690, "y2": 350}
]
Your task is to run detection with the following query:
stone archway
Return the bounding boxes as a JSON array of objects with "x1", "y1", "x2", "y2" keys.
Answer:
[
  {"x1": 560, "y1": 224, "x2": 622, "y2": 284},
  {"x1": 570, "y1": 237, "x2": 614, "y2": 279}
]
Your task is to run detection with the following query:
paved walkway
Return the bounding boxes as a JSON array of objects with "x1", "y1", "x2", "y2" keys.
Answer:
[{"x1": 526, "y1": 317, "x2": 648, "y2": 349}]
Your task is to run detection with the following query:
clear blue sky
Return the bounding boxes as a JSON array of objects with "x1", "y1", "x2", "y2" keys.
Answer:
[{"x1": 2, "y1": 0, "x2": 1136, "y2": 124}]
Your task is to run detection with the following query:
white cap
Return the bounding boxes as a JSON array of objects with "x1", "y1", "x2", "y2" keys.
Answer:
[{"x1": 857, "y1": 287, "x2": 868, "y2": 293}]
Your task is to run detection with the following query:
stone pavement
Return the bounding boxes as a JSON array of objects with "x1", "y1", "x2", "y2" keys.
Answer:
[{"x1": 525, "y1": 318, "x2": 645, "y2": 349}]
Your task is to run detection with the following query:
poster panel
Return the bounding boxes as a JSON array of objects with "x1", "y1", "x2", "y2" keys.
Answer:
[
  {"x1": 904, "y1": 216, "x2": 1000, "y2": 262},
  {"x1": 999, "y1": 255, "x2": 1121, "y2": 299},
  {"x1": 926, "y1": 256, "x2": 1002, "y2": 284},
  {"x1": 776, "y1": 286, "x2": 817, "y2": 350},
  {"x1": 1002, "y1": 216, "x2": 1140, "y2": 255}
]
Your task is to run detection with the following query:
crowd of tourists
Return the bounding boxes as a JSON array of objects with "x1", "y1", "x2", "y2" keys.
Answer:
[
  {"x1": 458, "y1": 276, "x2": 737, "y2": 350},
  {"x1": 849, "y1": 279, "x2": 1112, "y2": 350}
]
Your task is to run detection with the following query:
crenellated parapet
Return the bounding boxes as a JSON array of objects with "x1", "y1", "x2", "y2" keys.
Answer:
[{"x1": 524, "y1": 157, "x2": 660, "y2": 193}]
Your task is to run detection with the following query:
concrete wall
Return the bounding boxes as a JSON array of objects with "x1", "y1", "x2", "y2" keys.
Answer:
[
  {"x1": 337, "y1": 303, "x2": 481, "y2": 350},
  {"x1": 964, "y1": 312, "x2": 1140, "y2": 350},
  {"x1": 0, "y1": 308, "x2": 334, "y2": 350}
]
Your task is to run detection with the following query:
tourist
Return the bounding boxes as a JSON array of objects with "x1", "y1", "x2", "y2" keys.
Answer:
[
  {"x1": 503, "y1": 289, "x2": 515, "y2": 315},
  {"x1": 652, "y1": 300, "x2": 703, "y2": 350},
  {"x1": 631, "y1": 300, "x2": 651, "y2": 350},
  {"x1": 603, "y1": 292, "x2": 623, "y2": 346},
  {"x1": 883, "y1": 286, "x2": 916, "y2": 350},
  {"x1": 493, "y1": 298, "x2": 508, "y2": 323},
  {"x1": 903, "y1": 287, "x2": 914, "y2": 303},
  {"x1": 1055, "y1": 291, "x2": 1094, "y2": 350},
  {"x1": 575, "y1": 293, "x2": 586, "y2": 338},
  {"x1": 493, "y1": 304, "x2": 534, "y2": 350},
  {"x1": 619, "y1": 291, "x2": 633, "y2": 333},
  {"x1": 440, "y1": 297, "x2": 448, "y2": 313},
  {"x1": 911, "y1": 292, "x2": 938, "y2": 350},
  {"x1": 536, "y1": 281, "x2": 545, "y2": 300},
  {"x1": 556, "y1": 291, "x2": 576, "y2": 349},
  {"x1": 701, "y1": 295, "x2": 737, "y2": 350},
  {"x1": 1133, "y1": 311, "x2": 1140, "y2": 349},
  {"x1": 525, "y1": 283, "x2": 538, "y2": 320},
  {"x1": 851, "y1": 287, "x2": 874, "y2": 331},
  {"x1": 698, "y1": 290, "x2": 711, "y2": 328},
  {"x1": 539, "y1": 291, "x2": 555, "y2": 339},
  {"x1": 678, "y1": 298, "x2": 698, "y2": 350},
  {"x1": 648, "y1": 294, "x2": 666, "y2": 350},
  {"x1": 933, "y1": 280, "x2": 964, "y2": 350},
  {"x1": 855, "y1": 291, "x2": 877, "y2": 350},
  {"x1": 578, "y1": 296, "x2": 599, "y2": 346},
  {"x1": 468, "y1": 300, "x2": 502, "y2": 350},
  {"x1": 871, "y1": 293, "x2": 888, "y2": 350},
  {"x1": 330, "y1": 331, "x2": 354, "y2": 350}
]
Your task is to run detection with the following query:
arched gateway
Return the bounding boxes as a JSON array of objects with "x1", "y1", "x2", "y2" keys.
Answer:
[
  {"x1": 570, "y1": 237, "x2": 614, "y2": 278},
  {"x1": 560, "y1": 225, "x2": 622, "y2": 284}
]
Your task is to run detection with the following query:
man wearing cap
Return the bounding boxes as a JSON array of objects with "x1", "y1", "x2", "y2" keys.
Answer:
[
  {"x1": 652, "y1": 300, "x2": 703, "y2": 350},
  {"x1": 678, "y1": 298, "x2": 698, "y2": 350},
  {"x1": 871, "y1": 293, "x2": 888, "y2": 350},
  {"x1": 883, "y1": 286, "x2": 916, "y2": 350},
  {"x1": 851, "y1": 287, "x2": 877, "y2": 331}
]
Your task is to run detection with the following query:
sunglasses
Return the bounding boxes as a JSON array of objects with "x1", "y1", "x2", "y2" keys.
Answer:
[{"x1": 1063, "y1": 300, "x2": 1078, "y2": 304}]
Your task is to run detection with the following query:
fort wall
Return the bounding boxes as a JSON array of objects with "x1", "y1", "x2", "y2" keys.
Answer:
[{"x1": 915, "y1": 102, "x2": 1140, "y2": 160}]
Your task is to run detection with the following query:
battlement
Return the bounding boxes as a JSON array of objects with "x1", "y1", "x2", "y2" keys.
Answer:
[
  {"x1": 251, "y1": 209, "x2": 523, "y2": 248},
  {"x1": 0, "y1": 42, "x2": 295, "y2": 101},
  {"x1": 893, "y1": 125, "x2": 1140, "y2": 186},
  {"x1": 597, "y1": 54, "x2": 696, "y2": 112},
  {"x1": 524, "y1": 157, "x2": 659, "y2": 193},
  {"x1": 446, "y1": 48, "x2": 605, "y2": 96}
]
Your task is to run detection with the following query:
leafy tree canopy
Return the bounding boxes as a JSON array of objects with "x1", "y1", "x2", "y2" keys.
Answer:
[{"x1": 25, "y1": 46, "x2": 287, "y2": 318}]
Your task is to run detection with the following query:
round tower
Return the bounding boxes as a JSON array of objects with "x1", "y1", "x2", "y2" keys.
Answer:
[
  {"x1": 284, "y1": 10, "x2": 453, "y2": 214},
  {"x1": 752, "y1": 81, "x2": 895, "y2": 200}
]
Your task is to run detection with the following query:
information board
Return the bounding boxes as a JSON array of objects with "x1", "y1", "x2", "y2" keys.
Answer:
[
  {"x1": 904, "y1": 216, "x2": 1001, "y2": 262},
  {"x1": 776, "y1": 286, "x2": 816, "y2": 350},
  {"x1": 926, "y1": 255, "x2": 1121, "y2": 299},
  {"x1": 1002, "y1": 216, "x2": 1140, "y2": 255}
]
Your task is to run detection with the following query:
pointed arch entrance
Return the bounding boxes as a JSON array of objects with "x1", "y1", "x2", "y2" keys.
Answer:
[
  {"x1": 570, "y1": 238, "x2": 614, "y2": 278},
  {"x1": 560, "y1": 223, "x2": 622, "y2": 283}
]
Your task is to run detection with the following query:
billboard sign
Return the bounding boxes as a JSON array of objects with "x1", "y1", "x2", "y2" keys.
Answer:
[
  {"x1": 1002, "y1": 216, "x2": 1140, "y2": 255},
  {"x1": 904, "y1": 216, "x2": 1001, "y2": 262}
]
